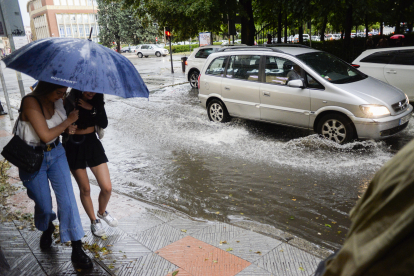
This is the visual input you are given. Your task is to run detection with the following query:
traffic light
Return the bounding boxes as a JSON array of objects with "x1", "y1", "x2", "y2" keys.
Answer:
[{"x1": 165, "y1": 27, "x2": 171, "y2": 41}]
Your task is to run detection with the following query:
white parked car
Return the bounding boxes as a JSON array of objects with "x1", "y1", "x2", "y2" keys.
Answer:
[
  {"x1": 197, "y1": 46, "x2": 412, "y2": 144},
  {"x1": 136, "y1": 44, "x2": 169, "y2": 58},
  {"x1": 352, "y1": 46, "x2": 414, "y2": 101}
]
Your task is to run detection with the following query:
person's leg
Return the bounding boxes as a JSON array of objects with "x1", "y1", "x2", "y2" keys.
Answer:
[
  {"x1": 46, "y1": 145, "x2": 84, "y2": 243},
  {"x1": 89, "y1": 163, "x2": 112, "y2": 215},
  {"x1": 19, "y1": 160, "x2": 56, "y2": 232},
  {"x1": 71, "y1": 168, "x2": 96, "y2": 222}
]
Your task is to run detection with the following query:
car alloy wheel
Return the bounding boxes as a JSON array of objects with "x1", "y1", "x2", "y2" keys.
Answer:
[
  {"x1": 189, "y1": 71, "x2": 199, "y2": 88},
  {"x1": 137, "y1": 52, "x2": 143, "y2": 58},
  {"x1": 317, "y1": 114, "x2": 355, "y2": 144},
  {"x1": 155, "y1": 52, "x2": 161, "y2": 57},
  {"x1": 207, "y1": 99, "x2": 230, "y2": 123}
]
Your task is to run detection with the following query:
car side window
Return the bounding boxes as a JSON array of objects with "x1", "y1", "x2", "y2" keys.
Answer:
[
  {"x1": 205, "y1": 56, "x2": 228, "y2": 76},
  {"x1": 226, "y1": 55, "x2": 260, "y2": 81},
  {"x1": 141, "y1": 45, "x2": 148, "y2": 49},
  {"x1": 360, "y1": 51, "x2": 395, "y2": 64},
  {"x1": 390, "y1": 50, "x2": 414, "y2": 65},
  {"x1": 306, "y1": 73, "x2": 324, "y2": 90},
  {"x1": 195, "y1": 48, "x2": 214, "y2": 58},
  {"x1": 265, "y1": 56, "x2": 301, "y2": 85}
]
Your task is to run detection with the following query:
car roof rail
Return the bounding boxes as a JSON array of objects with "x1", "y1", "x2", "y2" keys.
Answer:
[
  {"x1": 217, "y1": 46, "x2": 284, "y2": 53},
  {"x1": 264, "y1": 44, "x2": 312, "y2": 49}
]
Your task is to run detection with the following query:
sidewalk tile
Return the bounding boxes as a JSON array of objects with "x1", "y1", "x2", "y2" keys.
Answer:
[
  {"x1": 165, "y1": 268, "x2": 192, "y2": 276},
  {"x1": 219, "y1": 231, "x2": 282, "y2": 263},
  {"x1": 192, "y1": 222, "x2": 248, "y2": 247},
  {"x1": 254, "y1": 243, "x2": 320, "y2": 276},
  {"x1": 2, "y1": 253, "x2": 46, "y2": 276},
  {"x1": 149, "y1": 209, "x2": 180, "y2": 223},
  {"x1": 182, "y1": 247, "x2": 251, "y2": 276},
  {"x1": 0, "y1": 129, "x2": 11, "y2": 137},
  {"x1": 118, "y1": 212, "x2": 164, "y2": 236},
  {"x1": 236, "y1": 264, "x2": 273, "y2": 275},
  {"x1": 115, "y1": 252, "x2": 178, "y2": 276},
  {"x1": 48, "y1": 260, "x2": 110, "y2": 275},
  {"x1": 82, "y1": 227, "x2": 128, "y2": 249},
  {"x1": 166, "y1": 218, "x2": 215, "y2": 236},
  {"x1": 134, "y1": 223, "x2": 185, "y2": 251},
  {"x1": 155, "y1": 236, "x2": 217, "y2": 267}
]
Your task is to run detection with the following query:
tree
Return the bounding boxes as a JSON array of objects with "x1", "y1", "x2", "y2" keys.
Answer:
[{"x1": 97, "y1": 0, "x2": 157, "y2": 52}]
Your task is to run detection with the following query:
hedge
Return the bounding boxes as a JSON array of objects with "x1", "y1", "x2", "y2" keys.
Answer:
[{"x1": 164, "y1": 42, "x2": 223, "y2": 53}]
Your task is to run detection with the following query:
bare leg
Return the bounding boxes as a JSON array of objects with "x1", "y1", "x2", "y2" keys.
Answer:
[
  {"x1": 90, "y1": 163, "x2": 112, "y2": 216},
  {"x1": 71, "y1": 169, "x2": 96, "y2": 222}
]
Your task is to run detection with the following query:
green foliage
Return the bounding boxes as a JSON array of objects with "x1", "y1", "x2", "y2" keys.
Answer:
[{"x1": 97, "y1": 0, "x2": 158, "y2": 51}]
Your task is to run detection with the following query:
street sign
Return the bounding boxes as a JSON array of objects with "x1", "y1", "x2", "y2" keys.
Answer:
[
  {"x1": 156, "y1": 37, "x2": 158, "y2": 41},
  {"x1": 13, "y1": 36, "x2": 28, "y2": 50},
  {"x1": 199, "y1": 32, "x2": 212, "y2": 46},
  {"x1": 0, "y1": 0, "x2": 25, "y2": 37}
]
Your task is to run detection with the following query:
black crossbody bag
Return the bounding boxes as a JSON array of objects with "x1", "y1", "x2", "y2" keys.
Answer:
[{"x1": 1, "y1": 96, "x2": 46, "y2": 173}]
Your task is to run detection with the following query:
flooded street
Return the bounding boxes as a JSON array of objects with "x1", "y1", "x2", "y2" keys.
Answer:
[
  {"x1": 102, "y1": 83, "x2": 414, "y2": 252},
  {"x1": 2, "y1": 54, "x2": 413, "y2": 252}
]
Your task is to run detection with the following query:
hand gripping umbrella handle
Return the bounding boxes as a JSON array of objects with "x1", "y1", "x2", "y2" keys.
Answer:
[{"x1": 68, "y1": 93, "x2": 85, "y2": 144}]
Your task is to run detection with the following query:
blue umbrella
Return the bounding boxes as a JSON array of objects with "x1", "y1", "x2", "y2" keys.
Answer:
[{"x1": 2, "y1": 38, "x2": 149, "y2": 98}]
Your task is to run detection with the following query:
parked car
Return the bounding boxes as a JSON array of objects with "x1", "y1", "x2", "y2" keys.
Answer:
[
  {"x1": 325, "y1": 34, "x2": 334, "y2": 40},
  {"x1": 311, "y1": 35, "x2": 320, "y2": 41},
  {"x1": 185, "y1": 45, "x2": 245, "y2": 88},
  {"x1": 352, "y1": 46, "x2": 414, "y2": 101},
  {"x1": 136, "y1": 44, "x2": 169, "y2": 57},
  {"x1": 120, "y1": 46, "x2": 131, "y2": 53},
  {"x1": 197, "y1": 46, "x2": 412, "y2": 144},
  {"x1": 332, "y1": 34, "x2": 342, "y2": 40},
  {"x1": 292, "y1": 34, "x2": 310, "y2": 43}
]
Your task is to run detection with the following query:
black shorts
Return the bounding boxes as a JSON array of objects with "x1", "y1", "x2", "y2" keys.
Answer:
[{"x1": 63, "y1": 132, "x2": 108, "y2": 170}]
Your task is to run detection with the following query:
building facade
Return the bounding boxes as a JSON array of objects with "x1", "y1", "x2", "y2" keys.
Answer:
[{"x1": 27, "y1": 0, "x2": 99, "y2": 42}]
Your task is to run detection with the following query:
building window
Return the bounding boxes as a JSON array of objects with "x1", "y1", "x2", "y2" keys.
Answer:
[
  {"x1": 89, "y1": 14, "x2": 95, "y2": 23},
  {"x1": 64, "y1": 14, "x2": 70, "y2": 24},
  {"x1": 79, "y1": 25, "x2": 84, "y2": 36},
  {"x1": 87, "y1": 0, "x2": 92, "y2": 6},
  {"x1": 68, "y1": 0, "x2": 74, "y2": 5},
  {"x1": 70, "y1": 14, "x2": 76, "y2": 23},
  {"x1": 59, "y1": 25, "x2": 65, "y2": 37},
  {"x1": 85, "y1": 25, "x2": 91, "y2": 36},
  {"x1": 66, "y1": 26, "x2": 72, "y2": 37},
  {"x1": 83, "y1": 14, "x2": 88, "y2": 23},
  {"x1": 73, "y1": 25, "x2": 78, "y2": 37},
  {"x1": 93, "y1": 0, "x2": 97, "y2": 6},
  {"x1": 77, "y1": 14, "x2": 82, "y2": 23},
  {"x1": 96, "y1": 25, "x2": 99, "y2": 35},
  {"x1": 80, "y1": 0, "x2": 86, "y2": 5},
  {"x1": 54, "y1": 0, "x2": 60, "y2": 5},
  {"x1": 74, "y1": 0, "x2": 80, "y2": 5},
  {"x1": 61, "y1": 0, "x2": 67, "y2": 5},
  {"x1": 56, "y1": 14, "x2": 63, "y2": 24}
]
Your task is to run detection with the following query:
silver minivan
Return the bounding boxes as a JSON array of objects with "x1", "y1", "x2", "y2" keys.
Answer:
[{"x1": 198, "y1": 46, "x2": 412, "y2": 144}]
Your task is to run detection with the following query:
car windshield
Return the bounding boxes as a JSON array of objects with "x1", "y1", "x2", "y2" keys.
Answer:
[{"x1": 296, "y1": 52, "x2": 367, "y2": 84}]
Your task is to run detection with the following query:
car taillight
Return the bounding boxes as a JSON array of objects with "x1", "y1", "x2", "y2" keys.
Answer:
[
  {"x1": 351, "y1": 64, "x2": 360, "y2": 68},
  {"x1": 185, "y1": 61, "x2": 188, "y2": 65},
  {"x1": 198, "y1": 74, "x2": 201, "y2": 89}
]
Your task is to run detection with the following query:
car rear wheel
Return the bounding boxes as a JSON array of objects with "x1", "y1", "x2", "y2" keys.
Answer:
[
  {"x1": 189, "y1": 71, "x2": 199, "y2": 88},
  {"x1": 155, "y1": 52, "x2": 161, "y2": 57},
  {"x1": 207, "y1": 99, "x2": 231, "y2": 123},
  {"x1": 317, "y1": 114, "x2": 355, "y2": 144},
  {"x1": 137, "y1": 52, "x2": 143, "y2": 58}
]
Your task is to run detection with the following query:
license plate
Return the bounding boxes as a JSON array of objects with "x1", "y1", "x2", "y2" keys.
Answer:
[{"x1": 399, "y1": 114, "x2": 411, "y2": 125}]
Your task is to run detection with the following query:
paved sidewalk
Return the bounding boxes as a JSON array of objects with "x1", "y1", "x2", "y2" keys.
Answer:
[{"x1": 0, "y1": 115, "x2": 326, "y2": 276}]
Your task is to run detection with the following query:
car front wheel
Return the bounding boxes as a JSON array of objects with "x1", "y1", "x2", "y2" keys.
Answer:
[
  {"x1": 189, "y1": 71, "x2": 199, "y2": 88},
  {"x1": 207, "y1": 99, "x2": 231, "y2": 123},
  {"x1": 137, "y1": 52, "x2": 143, "y2": 58},
  {"x1": 155, "y1": 52, "x2": 161, "y2": 57},
  {"x1": 317, "y1": 114, "x2": 355, "y2": 144}
]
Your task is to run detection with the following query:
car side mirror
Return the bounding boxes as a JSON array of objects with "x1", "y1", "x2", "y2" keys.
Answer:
[{"x1": 287, "y1": 79, "x2": 305, "y2": 88}]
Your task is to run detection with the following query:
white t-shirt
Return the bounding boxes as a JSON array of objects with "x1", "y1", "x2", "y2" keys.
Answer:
[{"x1": 15, "y1": 98, "x2": 67, "y2": 146}]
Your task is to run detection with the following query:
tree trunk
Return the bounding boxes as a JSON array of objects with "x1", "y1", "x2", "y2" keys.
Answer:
[
  {"x1": 239, "y1": 0, "x2": 255, "y2": 45},
  {"x1": 380, "y1": 20, "x2": 384, "y2": 35},
  {"x1": 117, "y1": 41, "x2": 121, "y2": 53},
  {"x1": 344, "y1": 3, "x2": 352, "y2": 46},
  {"x1": 365, "y1": 15, "x2": 369, "y2": 38},
  {"x1": 299, "y1": 25, "x2": 303, "y2": 43},
  {"x1": 278, "y1": 11, "x2": 282, "y2": 43},
  {"x1": 395, "y1": 21, "x2": 401, "y2": 34},
  {"x1": 284, "y1": 13, "x2": 288, "y2": 43},
  {"x1": 321, "y1": 16, "x2": 327, "y2": 42}
]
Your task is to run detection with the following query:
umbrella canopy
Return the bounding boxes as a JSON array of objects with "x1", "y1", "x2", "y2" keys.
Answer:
[
  {"x1": 2, "y1": 38, "x2": 149, "y2": 98},
  {"x1": 390, "y1": 34, "x2": 405, "y2": 39}
]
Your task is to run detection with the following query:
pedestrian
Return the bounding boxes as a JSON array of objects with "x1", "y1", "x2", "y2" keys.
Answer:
[
  {"x1": 63, "y1": 89, "x2": 118, "y2": 237},
  {"x1": 395, "y1": 36, "x2": 404, "y2": 47},
  {"x1": 15, "y1": 81, "x2": 92, "y2": 269},
  {"x1": 376, "y1": 36, "x2": 388, "y2": 48},
  {"x1": 315, "y1": 138, "x2": 414, "y2": 276},
  {"x1": 366, "y1": 36, "x2": 374, "y2": 49},
  {"x1": 267, "y1": 34, "x2": 272, "y2": 44},
  {"x1": 0, "y1": 99, "x2": 7, "y2": 115}
]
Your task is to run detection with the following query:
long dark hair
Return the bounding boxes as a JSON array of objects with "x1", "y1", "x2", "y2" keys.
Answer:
[
  {"x1": 69, "y1": 89, "x2": 104, "y2": 107},
  {"x1": 31, "y1": 81, "x2": 67, "y2": 97}
]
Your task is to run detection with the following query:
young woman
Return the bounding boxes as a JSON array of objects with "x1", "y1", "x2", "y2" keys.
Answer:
[
  {"x1": 17, "y1": 81, "x2": 92, "y2": 269},
  {"x1": 63, "y1": 89, "x2": 117, "y2": 237}
]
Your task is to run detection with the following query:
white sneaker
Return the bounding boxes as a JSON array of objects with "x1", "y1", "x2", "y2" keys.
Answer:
[
  {"x1": 97, "y1": 211, "x2": 118, "y2": 227},
  {"x1": 91, "y1": 219, "x2": 105, "y2": 237}
]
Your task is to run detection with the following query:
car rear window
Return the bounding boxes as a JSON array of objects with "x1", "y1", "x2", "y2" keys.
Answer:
[
  {"x1": 389, "y1": 50, "x2": 414, "y2": 65},
  {"x1": 205, "y1": 56, "x2": 228, "y2": 76},
  {"x1": 195, "y1": 48, "x2": 214, "y2": 58},
  {"x1": 360, "y1": 51, "x2": 395, "y2": 64}
]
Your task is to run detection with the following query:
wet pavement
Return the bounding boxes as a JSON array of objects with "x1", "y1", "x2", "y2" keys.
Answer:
[{"x1": 1, "y1": 52, "x2": 414, "y2": 256}]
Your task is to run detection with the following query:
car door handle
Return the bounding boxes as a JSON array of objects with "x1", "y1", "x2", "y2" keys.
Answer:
[
  {"x1": 263, "y1": 91, "x2": 270, "y2": 97},
  {"x1": 386, "y1": 70, "x2": 397, "y2": 74},
  {"x1": 224, "y1": 87, "x2": 230, "y2": 90}
]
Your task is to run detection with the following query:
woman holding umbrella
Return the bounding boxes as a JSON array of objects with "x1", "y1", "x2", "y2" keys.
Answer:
[
  {"x1": 17, "y1": 81, "x2": 93, "y2": 269},
  {"x1": 63, "y1": 89, "x2": 118, "y2": 237}
]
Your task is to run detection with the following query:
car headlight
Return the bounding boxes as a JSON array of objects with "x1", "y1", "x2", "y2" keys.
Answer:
[{"x1": 360, "y1": 105, "x2": 390, "y2": 117}]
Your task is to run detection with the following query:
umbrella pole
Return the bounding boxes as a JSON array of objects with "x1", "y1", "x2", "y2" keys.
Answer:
[{"x1": 0, "y1": 63, "x2": 14, "y2": 120}]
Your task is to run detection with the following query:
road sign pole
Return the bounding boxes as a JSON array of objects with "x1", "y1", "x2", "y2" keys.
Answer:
[
  {"x1": 169, "y1": 38, "x2": 173, "y2": 73},
  {"x1": 0, "y1": 64, "x2": 14, "y2": 120}
]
